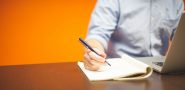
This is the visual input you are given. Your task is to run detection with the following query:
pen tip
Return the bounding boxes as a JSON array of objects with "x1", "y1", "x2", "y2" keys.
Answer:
[{"x1": 105, "y1": 61, "x2": 111, "y2": 66}]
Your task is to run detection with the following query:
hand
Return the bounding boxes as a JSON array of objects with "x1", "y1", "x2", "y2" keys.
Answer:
[{"x1": 83, "y1": 48, "x2": 107, "y2": 71}]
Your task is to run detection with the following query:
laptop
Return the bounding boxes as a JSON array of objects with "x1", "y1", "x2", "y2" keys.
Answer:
[{"x1": 136, "y1": 12, "x2": 185, "y2": 73}]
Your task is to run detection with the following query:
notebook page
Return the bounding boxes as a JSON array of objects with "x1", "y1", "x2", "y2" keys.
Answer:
[
  {"x1": 121, "y1": 54, "x2": 149, "y2": 71},
  {"x1": 78, "y1": 58, "x2": 146, "y2": 81}
]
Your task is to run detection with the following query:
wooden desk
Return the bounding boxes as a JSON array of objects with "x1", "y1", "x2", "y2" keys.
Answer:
[{"x1": 0, "y1": 62, "x2": 185, "y2": 90}]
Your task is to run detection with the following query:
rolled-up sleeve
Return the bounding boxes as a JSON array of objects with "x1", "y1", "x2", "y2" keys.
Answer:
[{"x1": 86, "y1": 0, "x2": 120, "y2": 50}]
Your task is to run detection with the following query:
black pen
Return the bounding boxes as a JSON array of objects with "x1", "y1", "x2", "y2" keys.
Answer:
[{"x1": 79, "y1": 38, "x2": 111, "y2": 66}]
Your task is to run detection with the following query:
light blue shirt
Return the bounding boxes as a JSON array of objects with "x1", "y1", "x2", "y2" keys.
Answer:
[{"x1": 86, "y1": 0, "x2": 184, "y2": 58}]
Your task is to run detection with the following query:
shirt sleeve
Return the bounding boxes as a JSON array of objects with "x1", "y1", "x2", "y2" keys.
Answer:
[{"x1": 86, "y1": 0, "x2": 120, "y2": 50}]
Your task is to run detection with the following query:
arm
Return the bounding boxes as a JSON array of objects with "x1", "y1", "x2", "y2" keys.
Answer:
[
  {"x1": 83, "y1": 0, "x2": 120, "y2": 71},
  {"x1": 86, "y1": 0, "x2": 120, "y2": 50}
]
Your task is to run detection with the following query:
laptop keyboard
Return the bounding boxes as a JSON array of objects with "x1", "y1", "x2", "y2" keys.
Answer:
[{"x1": 152, "y1": 62, "x2": 164, "y2": 67}]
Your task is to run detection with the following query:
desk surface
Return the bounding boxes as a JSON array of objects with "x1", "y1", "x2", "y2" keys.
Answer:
[{"x1": 0, "y1": 62, "x2": 185, "y2": 90}]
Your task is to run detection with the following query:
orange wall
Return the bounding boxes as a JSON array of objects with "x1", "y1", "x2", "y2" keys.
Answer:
[
  {"x1": 0, "y1": 0, "x2": 96, "y2": 66},
  {"x1": 1, "y1": 0, "x2": 184, "y2": 66}
]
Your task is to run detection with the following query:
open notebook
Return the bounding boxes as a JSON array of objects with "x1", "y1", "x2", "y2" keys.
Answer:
[{"x1": 78, "y1": 54, "x2": 153, "y2": 81}]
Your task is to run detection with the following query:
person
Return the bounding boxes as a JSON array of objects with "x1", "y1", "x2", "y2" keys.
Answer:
[{"x1": 83, "y1": 0, "x2": 184, "y2": 71}]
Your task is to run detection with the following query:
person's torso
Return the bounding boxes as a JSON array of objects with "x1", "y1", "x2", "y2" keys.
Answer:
[{"x1": 107, "y1": 0, "x2": 184, "y2": 58}]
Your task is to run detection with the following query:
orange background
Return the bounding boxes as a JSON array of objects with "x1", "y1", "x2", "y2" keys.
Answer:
[
  {"x1": 0, "y1": 0, "x2": 184, "y2": 66},
  {"x1": 0, "y1": 0, "x2": 96, "y2": 66}
]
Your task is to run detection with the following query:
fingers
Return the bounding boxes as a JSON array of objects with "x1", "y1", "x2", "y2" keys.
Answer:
[
  {"x1": 83, "y1": 60, "x2": 101, "y2": 71},
  {"x1": 83, "y1": 53, "x2": 100, "y2": 71},
  {"x1": 88, "y1": 51, "x2": 105, "y2": 63},
  {"x1": 93, "y1": 48, "x2": 107, "y2": 58},
  {"x1": 83, "y1": 48, "x2": 107, "y2": 71}
]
